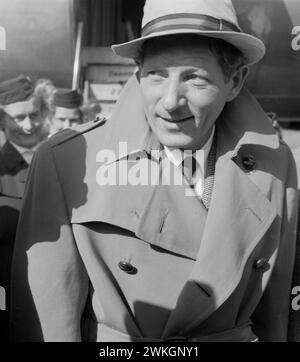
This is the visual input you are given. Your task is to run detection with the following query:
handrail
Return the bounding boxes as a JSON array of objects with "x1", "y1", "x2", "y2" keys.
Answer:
[{"x1": 72, "y1": 21, "x2": 83, "y2": 90}]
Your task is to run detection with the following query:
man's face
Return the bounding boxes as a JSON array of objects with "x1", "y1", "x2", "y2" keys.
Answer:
[
  {"x1": 50, "y1": 107, "x2": 81, "y2": 134},
  {"x1": 139, "y1": 36, "x2": 236, "y2": 150},
  {"x1": 3, "y1": 97, "x2": 45, "y2": 148}
]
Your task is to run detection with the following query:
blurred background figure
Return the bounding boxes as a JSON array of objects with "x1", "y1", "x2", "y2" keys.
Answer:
[
  {"x1": 0, "y1": 75, "x2": 48, "y2": 341},
  {"x1": 48, "y1": 88, "x2": 83, "y2": 136}
]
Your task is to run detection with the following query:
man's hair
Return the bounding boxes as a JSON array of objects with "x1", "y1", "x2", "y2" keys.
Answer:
[
  {"x1": 207, "y1": 38, "x2": 246, "y2": 81},
  {"x1": 34, "y1": 78, "x2": 57, "y2": 118},
  {"x1": 136, "y1": 34, "x2": 246, "y2": 82}
]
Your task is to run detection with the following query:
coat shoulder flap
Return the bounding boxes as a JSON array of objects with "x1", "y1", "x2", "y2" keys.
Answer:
[{"x1": 48, "y1": 116, "x2": 107, "y2": 149}]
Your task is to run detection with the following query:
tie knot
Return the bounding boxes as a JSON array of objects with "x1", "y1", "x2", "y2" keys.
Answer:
[{"x1": 181, "y1": 154, "x2": 198, "y2": 184}]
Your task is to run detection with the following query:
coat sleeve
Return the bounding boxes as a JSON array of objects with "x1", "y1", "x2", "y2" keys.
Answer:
[
  {"x1": 10, "y1": 141, "x2": 89, "y2": 342},
  {"x1": 252, "y1": 144, "x2": 298, "y2": 342}
]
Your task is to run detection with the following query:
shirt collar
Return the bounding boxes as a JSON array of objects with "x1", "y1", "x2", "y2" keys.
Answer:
[{"x1": 10, "y1": 141, "x2": 38, "y2": 155}]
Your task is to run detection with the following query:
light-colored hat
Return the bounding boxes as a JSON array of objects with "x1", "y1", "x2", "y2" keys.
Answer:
[
  {"x1": 0, "y1": 26, "x2": 6, "y2": 50},
  {"x1": 112, "y1": 0, "x2": 265, "y2": 65}
]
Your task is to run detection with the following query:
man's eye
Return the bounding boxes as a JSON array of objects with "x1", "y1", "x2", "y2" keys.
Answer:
[
  {"x1": 186, "y1": 74, "x2": 209, "y2": 85},
  {"x1": 30, "y1": 112, "x2": 40, "y2": 119},
  {"x1": 14, "y1": 117, "x2": 25, "y2": 123},
  {"x1": 147, "y1": 70, "x2": 164, "y2": 79}
]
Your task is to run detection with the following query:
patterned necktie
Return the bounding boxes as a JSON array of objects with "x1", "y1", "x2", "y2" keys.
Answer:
[
  {"x1": 202, "y1": 132, "x2": 217, "y2": 209},
  {"x1": 181, "y1": 132, "x2": 217, "y2": 209}
]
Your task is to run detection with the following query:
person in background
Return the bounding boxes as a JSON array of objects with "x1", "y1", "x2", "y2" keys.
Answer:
[
  {"x1": 0, "y1": 75, "x2": 48, "y2": 341},
  {"x1": 48, "y1": 88, "x2": 83, "y2": 136}
]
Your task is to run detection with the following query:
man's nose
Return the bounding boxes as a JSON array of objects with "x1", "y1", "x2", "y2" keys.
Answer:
[
  {"x1": 162, "y1": 77, "x2": 186, "y2": 112},
  {"x1": 21, "y1": 116, "x2": 34, "y2": 133}
]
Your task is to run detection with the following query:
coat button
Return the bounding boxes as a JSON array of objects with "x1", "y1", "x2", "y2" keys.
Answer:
[
  {"x1": 118, "y1": 261, "x2": 137, "y2": 275},
  {"x1": 253, "y1": 257, "x2": 267, "y2": 270},
  {"x1": 242, "y1": 155, "x2": 256, "y2": 172}
]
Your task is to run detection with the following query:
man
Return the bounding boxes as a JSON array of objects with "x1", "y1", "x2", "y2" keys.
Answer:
[
  {"x1": 10, "y1": 0, "x2": 298, "y2": 342},
  {"x1": 48, "y1": 88, "x2": 83, "y2": 136},
  {"x1": 0, "y1": 75, "x2": 48, "y2": 341}
]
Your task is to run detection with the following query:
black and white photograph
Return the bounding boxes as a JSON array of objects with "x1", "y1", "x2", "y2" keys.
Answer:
[{"x1": 0, "y1": 0, "x2": 300, "y2": 349}]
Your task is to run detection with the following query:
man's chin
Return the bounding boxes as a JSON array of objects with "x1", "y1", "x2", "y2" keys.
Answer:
[{"x1": 158, "y1": 134, "x2": 198, "y2": 150}]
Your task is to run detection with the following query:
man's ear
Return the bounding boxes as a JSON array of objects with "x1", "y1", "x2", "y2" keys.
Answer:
[
  {"x1": 133, "y1": 56, "x2": 142, "y2": 82},
  {"x1": 136, "y1": 68, "x2": 141, "y2": 83},
  {"x1": 226, "y1": 65, "x2": 249, "y2": 102}
]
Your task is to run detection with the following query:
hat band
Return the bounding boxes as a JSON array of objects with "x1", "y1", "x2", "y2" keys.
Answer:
[{"x1": 142, "y1": 13, "x2": 241, "y2": 37}]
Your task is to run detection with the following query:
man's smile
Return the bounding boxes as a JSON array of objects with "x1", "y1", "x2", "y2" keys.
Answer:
[{"x1": 159, "y1": 115, "x2": 194, "y2": 124}]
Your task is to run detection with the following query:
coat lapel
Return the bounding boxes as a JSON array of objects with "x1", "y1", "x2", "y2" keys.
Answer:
[
  {"x1": 135, "y1": 157, "x2": 208, "y2": 260},
  {"x1": 162, "y1": 153, "x2": 277, "y2": 337},
  {"x1": 72, "y1": 151, "x2": 208, "y2": 260}
]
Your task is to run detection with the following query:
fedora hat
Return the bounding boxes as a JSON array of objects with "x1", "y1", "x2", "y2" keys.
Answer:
[{"x1": 112, "y1": 0, "x2": 265, "y2": 65}]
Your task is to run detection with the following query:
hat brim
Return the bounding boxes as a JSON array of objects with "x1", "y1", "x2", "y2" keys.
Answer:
[{"x1": 112, "y1": 29, "x2": 265, "y2": 65}]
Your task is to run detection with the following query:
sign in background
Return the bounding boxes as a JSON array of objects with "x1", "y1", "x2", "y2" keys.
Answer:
[{"x1": 0, "y1": 0, "x2": 76, "y2": 87}]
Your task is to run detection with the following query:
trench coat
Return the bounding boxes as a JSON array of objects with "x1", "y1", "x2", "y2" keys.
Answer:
[
  {"x1": 0, "y1": 141, "x2": 29, "y2": 340},
  {"x1": 10, "y1": 75, "x2": 298, "y2": 342}
]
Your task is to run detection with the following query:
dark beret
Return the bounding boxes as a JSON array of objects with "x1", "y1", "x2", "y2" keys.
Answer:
[
  {"x1": 0, "y1": 75, "x2": 34, "y2": 105},
  {"x1": 53, "y1": 88, "x2": 82, "y2": 109}
]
